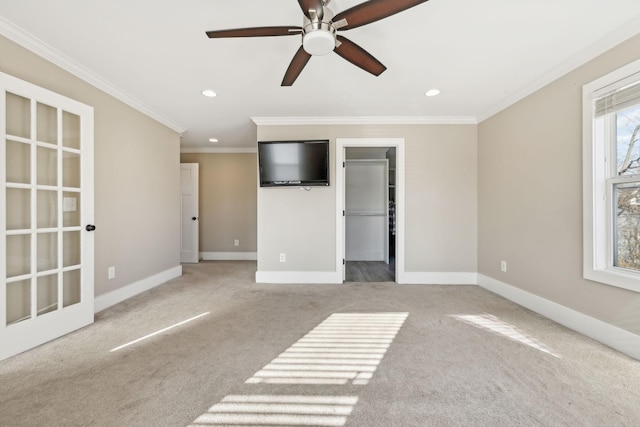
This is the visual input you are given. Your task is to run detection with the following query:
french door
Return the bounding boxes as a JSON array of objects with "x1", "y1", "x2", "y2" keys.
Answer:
[{"x1": 1, "y1": 72, "x2": 94, "y2": 361}]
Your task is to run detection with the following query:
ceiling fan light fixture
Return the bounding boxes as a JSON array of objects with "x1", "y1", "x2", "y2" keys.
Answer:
[
  {"x1": 303, "y1": 30, "x2": 336, "y2": 56},
  {"x1": 205, "y1": 0, "x2": 431, "y2": 85}
]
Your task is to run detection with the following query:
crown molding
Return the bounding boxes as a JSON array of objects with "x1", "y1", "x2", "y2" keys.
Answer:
[
  {"x1": 477, "y1": 15, "x2": 640, "y2": 123},
  {"x1": 251, "y1": 116, "x2": 478, "y2": 126},
  {"x1": 180, "y1": 146, "x2": 257, "y2": 154},
  {"x1": 0, "y1": 17, "x2": 187, "y2": 134}
]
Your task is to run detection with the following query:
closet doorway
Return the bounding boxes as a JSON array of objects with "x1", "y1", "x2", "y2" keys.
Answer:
[
  {"x1": 336, "y1": 138, "x2": 405, "y2": 284},
  {"x1": 345, "y1": 149, "x2": 395, "y2": 282}
]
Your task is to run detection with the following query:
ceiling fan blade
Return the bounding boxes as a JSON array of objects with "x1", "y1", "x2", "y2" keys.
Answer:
[
  {"x1": 282, "y1": 46, "x2": 312, "y2": 86},
  {"x1": 334, "y1": 0, "x2": 430, "y2": 30},
  {"x1": 298, "y1": 0, "x2": 324, "y2": 20},
  {"x1": 206, "y1": 26, "x2": 301, "y2": 38},
  {"x1": 334, "y1": 36, "x2": 386, "y2": 76}
]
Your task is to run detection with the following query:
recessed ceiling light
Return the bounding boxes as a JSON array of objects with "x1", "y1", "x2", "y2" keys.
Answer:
[
  {"x1": 425, "y1": 89, "x2": 440, "y2": 97},
  {"x1": 209, "y1": 138, "x2": 219, "y2": 143},
  {"x1": 202, "y1": 89, "x2": 217, "y2": 97}
]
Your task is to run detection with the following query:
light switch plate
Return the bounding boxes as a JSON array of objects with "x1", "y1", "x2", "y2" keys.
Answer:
[{"x1": 63, "y1": 196, "x2": 77, "y2": 212}]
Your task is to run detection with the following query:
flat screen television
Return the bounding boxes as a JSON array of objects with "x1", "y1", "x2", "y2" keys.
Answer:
[{"x1": 258, "y1": 140, "x2": 330, "y2": 187}]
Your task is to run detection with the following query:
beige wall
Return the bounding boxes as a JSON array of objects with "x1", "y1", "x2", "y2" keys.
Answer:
[
  {"x1": 478, "y1": 34, "x2": 640, "y2": 335},
  {"x1": 180, "y1": 153, "x2": 257, "y2": 253},
  {"x1": 1, "y1": 35, "x2": 181, "y2": 297},
  {"x1": 257, "y1": 124, "x2": 478, "y2": 273}
]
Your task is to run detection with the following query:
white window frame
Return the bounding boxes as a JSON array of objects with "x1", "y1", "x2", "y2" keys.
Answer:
[{"x1": 583, "y1": 58, "x2": 640, "y2": 292}]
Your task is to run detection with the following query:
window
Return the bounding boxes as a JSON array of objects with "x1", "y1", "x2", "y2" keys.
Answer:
[{"x1": 583, "y1": 59, "x2": 640, "y2": 292}]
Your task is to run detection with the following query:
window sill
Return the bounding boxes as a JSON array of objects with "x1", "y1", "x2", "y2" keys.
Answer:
[{"x1": 584, "y1": 266, "x2": 640, "y2": 293}]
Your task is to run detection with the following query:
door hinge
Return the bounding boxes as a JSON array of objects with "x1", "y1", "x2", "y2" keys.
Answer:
[
  {"x1": 343, "y1": 161, "x2": 346, "y2": 168},
  {"x1": 343, "y1": 259, "x2": 345, "y2": 265},
  {"x1": 343, "y1": 210, "x2": 345, "y2": 217}
]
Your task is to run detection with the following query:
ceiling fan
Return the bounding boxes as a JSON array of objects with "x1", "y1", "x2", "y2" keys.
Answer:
[{"x1": 206, "y1": 0, "x2": 430, "y2": 86}]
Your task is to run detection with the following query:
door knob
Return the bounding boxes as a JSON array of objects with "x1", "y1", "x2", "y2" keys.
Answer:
[
  {"x1": 192, "y1": 217, "x2": 198, "y2": 221},
  {"x1": 86, "y1": 224, "x2": 96, "y2": 231}
]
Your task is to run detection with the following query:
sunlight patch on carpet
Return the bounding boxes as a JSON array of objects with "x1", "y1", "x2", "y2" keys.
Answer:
[
  {"x1": 245, "y1": 312, "x2": 408, "y2": 385},
  {"x1": 449, "y1": 313, "x2": 561, "y2": 358},
  {"x1": 189, "y1": 313, "x2": 408, "y2": 426},
  {"x1": 189, "y1": 395, "x2": 358, "y2": 426},
  {"x1": 109, "y1": 312, "x2": 210, "y2": 352}
]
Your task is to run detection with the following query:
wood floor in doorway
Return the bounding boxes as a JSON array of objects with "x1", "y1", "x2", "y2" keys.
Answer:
[{"x1": 346, "y1": 260, "x2": 395, "y2": 282}]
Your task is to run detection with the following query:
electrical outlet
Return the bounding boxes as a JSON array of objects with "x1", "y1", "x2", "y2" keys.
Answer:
[
  {"x1": 234, "y1": 239, "x2": 240, "y2": 247},
  {"x1": 500, "y1": 261, "x2": 507, "y2": 272},
  {"x1": 279, "y1": 253, "x2": 286, "y2": 263},
  {"x1": 108, "y1": 266, "x2": 116, "y2": 279}
]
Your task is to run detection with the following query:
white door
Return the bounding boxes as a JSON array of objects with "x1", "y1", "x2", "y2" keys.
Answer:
[
  {"x1": 1, "y1": 72, "x2": 95, "y2": 361},
  {"x1": 180, "y1": 163, "x2": 199, "y2": 263},
  {"x1": 345, "y1": 160, "x2": 389, "y2": 262}
]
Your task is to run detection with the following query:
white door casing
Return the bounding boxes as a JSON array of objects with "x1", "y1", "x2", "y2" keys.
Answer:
[
  {"x1": 1, "y1": 72, "x2": 95, "y2": 361},
  {"x1": 336, "y1": 138, "x2": 405, "y2": 283},
  {"x1": 180, "y1": 163, "x2": 199, "y2": 263}
]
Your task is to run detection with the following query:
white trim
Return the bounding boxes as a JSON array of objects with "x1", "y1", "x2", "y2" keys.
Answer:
[
  {"x1": 256, "y1": 271, "x2": 342, "y2": 284},
  {"x1": 0, "y1": 17, "x2": 186, "y2": 134},
  {"x1": 251, "y1": 116, "x2": 477, "y2": 126},
  {"x1": 400, "y1": 272, "x2": 478, "y2": 285},
  {"x1": 478, "y1": 16, "x2": 640, "y2": 122},
  {"x1": 336, "y1": 138, "x2": 405, "y2": 283},
  {"x1": 254, "y1": 270, "x2": 477, "y2": 285},
  {"x1": 200, "y1": 252, "x2": 257, "y2": 261},
  {"x1": 180, "y1": 147, "x2": 257, "y2": 154},
  {"x1": 478, "y1": 274, "x2": 640, "y2": 361},
  {"x1": 94, "y1": 266, "x2": 182, "y2": 313}
]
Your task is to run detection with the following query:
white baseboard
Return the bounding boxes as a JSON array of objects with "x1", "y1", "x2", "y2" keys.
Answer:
[
  {"x1": 478, "y1": 274, "x2": 640, "y2": 361},
  {"x1": 94, "y1": 265, "x2": 182, "y2": 313},
  {"x1": 255, "y1": 270, "x2": 477, "y2": 285},
  {"x1": 200, "y1": 252, "x2": 257, "y2": 261},
  {"x1": 256, "y1": 270, "x2": 343, "y2": 284},
  {"x1": 400, "y1": 272, "x2": 478, "y2": 285}
]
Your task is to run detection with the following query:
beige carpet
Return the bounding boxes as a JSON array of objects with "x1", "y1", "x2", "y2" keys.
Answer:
[{"x1": 1, "y1": 261, "x2": 639, "y2": 426}]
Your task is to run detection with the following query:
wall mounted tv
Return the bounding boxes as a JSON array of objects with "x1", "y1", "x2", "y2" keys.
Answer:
[{"x1": 258, "y1": 140, "x2": 330, "y2": 187}]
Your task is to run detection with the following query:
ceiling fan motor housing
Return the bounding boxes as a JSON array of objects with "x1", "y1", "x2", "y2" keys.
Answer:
[{"x1": 302, "y1": 7, "x2": 337, "y2": 56}]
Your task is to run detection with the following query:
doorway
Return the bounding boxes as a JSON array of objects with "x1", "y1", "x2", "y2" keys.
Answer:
[
  {"x1": 344, "y1": 150, "x2": 395, "y2": 282},
  {"x1": 180, "y1": 163, "x2": 199, "y2": 263},
  {"x1": 336, "y1": 138, "x2": 405, "y2": 284}
]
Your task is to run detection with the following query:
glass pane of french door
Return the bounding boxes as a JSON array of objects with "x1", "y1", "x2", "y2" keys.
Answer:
[
  {"x1": 2, "y1": 71, "x2": 94, "y2": 361},
  {"x1": 4, "y1": 90, "x2": 86, "y2": 324}
]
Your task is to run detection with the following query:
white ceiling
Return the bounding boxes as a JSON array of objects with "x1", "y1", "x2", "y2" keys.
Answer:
[{"x1": 1, "y1": 0, "x2": 640, "y2": 150}]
